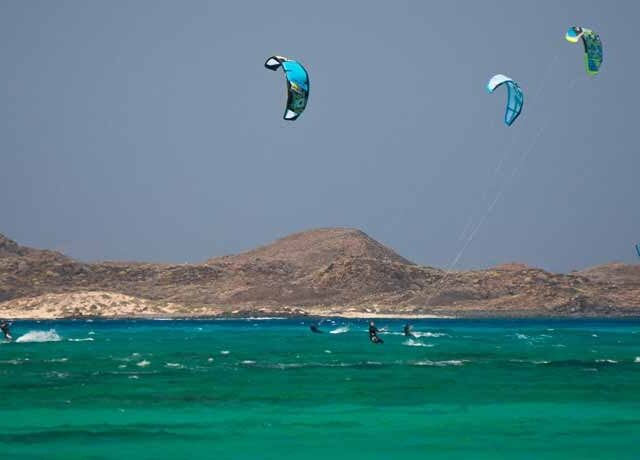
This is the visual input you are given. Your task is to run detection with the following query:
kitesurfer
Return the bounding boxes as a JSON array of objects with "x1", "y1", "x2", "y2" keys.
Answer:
[
  {"x1": 369, "y1": 321, "x2": 383, "y2": 344},
  {"x1": 310, "y1": 323, "x2": 322, "y2": 333},
  {"x1": 1, "y1": 320, "x2": 12, "y2": 341},
  {"x1": 403, "y1": 323, "x2": 414, "y2": 337}
]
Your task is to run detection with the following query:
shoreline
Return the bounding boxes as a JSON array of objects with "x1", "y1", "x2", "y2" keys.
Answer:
[
  {"x1": 4, "y1": 313, "x2": 640, "y2": 321},
  {"x1": 3, "y1": 293, "x2": 640, "y2": 321}
]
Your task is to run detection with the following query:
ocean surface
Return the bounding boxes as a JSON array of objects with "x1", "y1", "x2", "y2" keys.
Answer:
[{"x1": 1, "y1": 318, "x2": 639, "y2": 459}]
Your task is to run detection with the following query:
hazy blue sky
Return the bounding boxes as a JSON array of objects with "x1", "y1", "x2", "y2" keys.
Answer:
[{"x1": 1, "y1": 0, "x2": 638, "y2": 272}]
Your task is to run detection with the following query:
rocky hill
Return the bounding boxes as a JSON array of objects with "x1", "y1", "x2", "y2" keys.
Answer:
[
  {"x1": 576, "y1": 263, "x2": 640, "y2": 286},
  {"x1": 1, "y1": 229, "x2": 639, "y2": 319}
]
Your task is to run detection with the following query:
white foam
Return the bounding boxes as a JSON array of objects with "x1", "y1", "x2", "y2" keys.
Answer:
[
  {"x1": 165, "y1": 362, "x2": 183, "y2": 368},
  {"x1": 413, "y1": 332, "x2": 447, "y2": 338},
  {"x1": 220, "y1": 350, "x2": 230, "y2": 355},
  {"x1": 596, "y1": 359, "x2": 618, "y2": 364},
  {"x1": 329, "y1": 326, "x2": 350, "y2": 334},
  {"x1": 270, "y1": 363, "x2": 303, "y2": 369},
  {"x1": 412, "y1": 359, "x2": 465, "y2": 367},
  {"x1": 207, "y1": 357, "x2": 214, "y2": 362},
  {"x1": 68, "y1": 337, "x2": 94, "y2": 342},
  {"x1": 241, "y1": 360, "x2": 256, "y2": 365},
  {"x1": 15, "y1": 330, "x2": 62, "y2": 343},
  {"x1": 47, "y1": 371, "x2": 69, "y2": 379},
  {"x1": 515, "y1": 333, "x2": 529, "y2": 340},
  {"x1": 634, "y1": 357, "x2": 640, "y2": 363},
  {"x1": 324, "y1": 350, "x2": 332, "y2": 354},
  {"x1": 47, "y1": 357, "x2": 69, "y2": 363},
  {"x1": 402, "y1": 339, "x2": 434, "y2": 347},
  {"x1": 136, "y1": 360, "x2": 150, "y2": 367}
]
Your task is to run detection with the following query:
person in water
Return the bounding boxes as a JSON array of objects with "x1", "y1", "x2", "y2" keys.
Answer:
[
  {"x1": 403, "y1": 323, "x2": 414, "y2": 337},
  {"x1": 1, "y1": 320, "x2": 12, "y2": 341},
  {"x1": 368, "y1": 321, "x2": 383, "y2": 344},
  {"x1": 310, "y1": 323, "x2": 322, "y2": 333}
]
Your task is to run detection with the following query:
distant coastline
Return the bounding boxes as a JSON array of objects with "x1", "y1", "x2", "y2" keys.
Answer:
[
  {"x1": 2, "y1": 228, "x2": 639, "y2": 320},
  {"x1": 3, "y1": 292, "x2": 640, "y2": 321}
]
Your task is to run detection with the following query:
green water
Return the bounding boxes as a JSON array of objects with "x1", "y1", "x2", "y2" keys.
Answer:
[{"x1": 1, "y1": 318, "x2": 639, "y2": 459}]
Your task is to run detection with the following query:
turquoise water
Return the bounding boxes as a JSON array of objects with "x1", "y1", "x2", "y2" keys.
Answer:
[{"x1": 1, "y1": 318, "x2": 639, "y2": 459}]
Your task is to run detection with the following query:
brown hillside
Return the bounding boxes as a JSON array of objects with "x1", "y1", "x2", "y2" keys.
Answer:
[
  {"x1": 1, "y1": 229, "x2": 639, "y2": 318},
  {"x1": 208, "y1": 228, "x2": 413, "y2": 269},
  {"x1": 577, "y1": 263, "x2": 640, "y2": 286}
]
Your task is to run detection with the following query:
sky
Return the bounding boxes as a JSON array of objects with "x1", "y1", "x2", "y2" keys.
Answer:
[{"x1": 1, "y1": 0, "x2": 638, "y2": 272}]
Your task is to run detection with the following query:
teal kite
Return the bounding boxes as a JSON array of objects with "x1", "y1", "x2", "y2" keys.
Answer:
[
  {"x1": 565, "y1": 26, "x2": 603, "y2": 75},
  {"x1": 264, "y1": 55, "x2": 309, "y2": 120},
  {"x1": 487, "y1": 74, "x2": 524, "y2": 127},
  {"x1": 636, "y1": 244, "x2": 640, "y2": 259}
]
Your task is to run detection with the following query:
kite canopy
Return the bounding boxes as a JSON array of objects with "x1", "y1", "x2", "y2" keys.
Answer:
[
  {"x1": 565, "y1": 26, "x2": 603, "y2": 75},
  {"x1": 264, "y1": 55, "x2": 309, "y2": 120},
  {"x1": 487, "y1": 74, "x2": 524, "y2": 127},
  {"x1": 636, "y1": 244, "x2": 640, "y2": 259}
]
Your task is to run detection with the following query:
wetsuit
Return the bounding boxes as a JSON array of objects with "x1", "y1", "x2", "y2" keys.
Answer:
[
  {"x1": 369, "y1": 324, "x2": 383, "y2": 344},
  {"x1": 1, "y1": 322, "x2": 11, "y2": 341},
  {"x1": 310, "y1": 324, "x2": 322, "y2": 333},
  {"x1": 403, "y1": 324, "x2": 413, "y2": 337}
]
